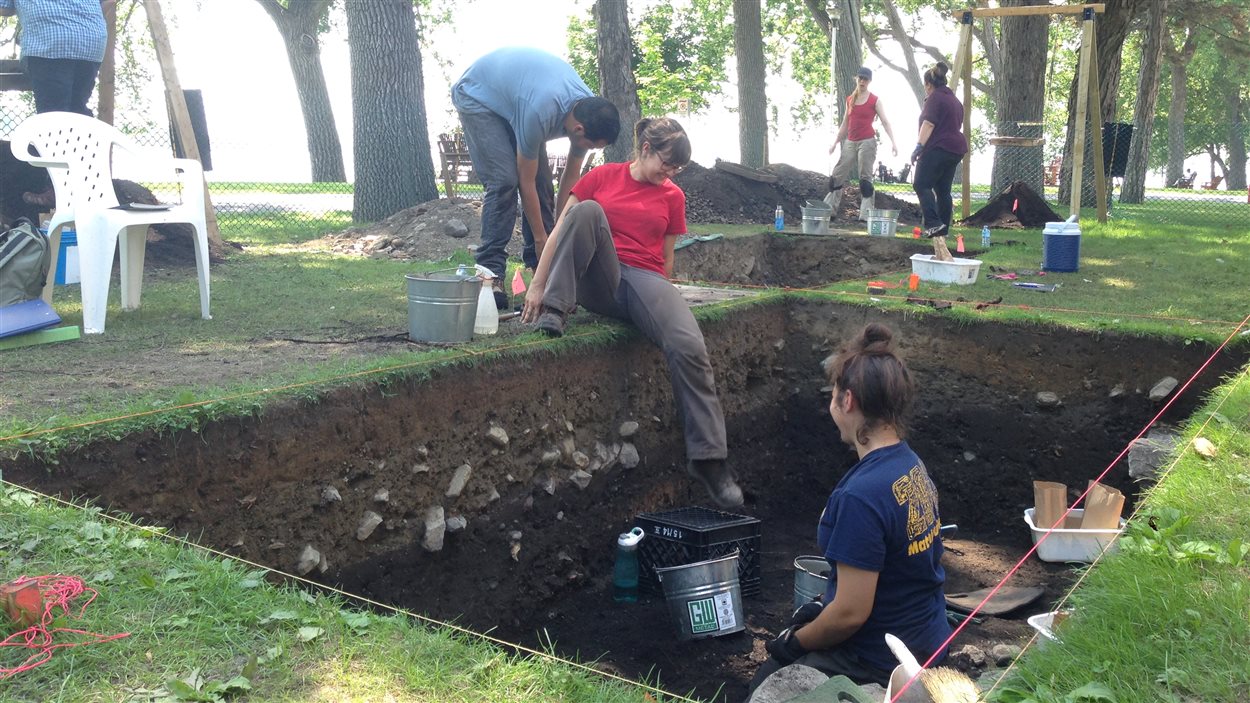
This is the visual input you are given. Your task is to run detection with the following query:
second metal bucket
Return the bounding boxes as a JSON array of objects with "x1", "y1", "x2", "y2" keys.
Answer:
[
  {"x1": 655, "y1": 551, "x2": 744, "y2": 641},
  {"x1": 404, "y1": 270, "x2": 479, "y2": 343},
  {"x1": 800, "y1": 200, "x2": 833, "y2": 235},
  {"x1": 793, "y1": 555, "x2": 830, "y2": 610}
]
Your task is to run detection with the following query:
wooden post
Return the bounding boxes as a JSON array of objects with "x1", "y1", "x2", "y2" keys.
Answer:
[
  {"x1": 98, "y1": 1, "x2": 116, "y2": 125},
  {"x1": 142, "y1": 0, "x2": 221, "y2": 246},
  {"x1": 1087, "y1": 30, "x2": 1108, "y2": 223},
  {"x1": 960, "y1": 22, "x2": 973, "y2": 219},
  {"x1": 1068, "y1": 11, "x2": 1096, "y2": 219}
]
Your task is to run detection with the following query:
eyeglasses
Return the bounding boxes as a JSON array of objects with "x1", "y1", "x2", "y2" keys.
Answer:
[{"x1": 660, "y1": 159, "x2": 687, "y2": 174}]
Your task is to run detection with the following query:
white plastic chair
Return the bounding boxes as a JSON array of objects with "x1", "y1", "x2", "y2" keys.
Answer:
[{"x1": 8, "y1": 111, "x2": 211, "y2": 334}]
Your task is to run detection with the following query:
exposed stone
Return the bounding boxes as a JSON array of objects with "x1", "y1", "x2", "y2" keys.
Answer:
[
  {"x1": 423, "y1": 506, "x2": 446, "y2": 551},
  {"x1": 571, "y1": 451, "x2": 590, "y2": 469},
  {"x1": 537, "y1": 474, "x2": 557, "y2": 496},
  {"x1": 295, "y1": 545, "x2": 321, "y2": 575},
  {"x1": 510, "y1": 530, "x2": 523, "y2": 541},
  {"x1": 746, "y1": 664, "x2": 828, "y2": 703},
  {"x1": 991, "y1": 643, "x2": 1023, "y2": 666},
  {"x1": 569, "y1": 470, "x2": 593, "y2": 489},
  {"x1": 411, "y1": 463, "x2": 431, "y2": 474},
  {"x1": 950, "y1": 644, "x2": 987, "y2": 670},
  {"x1": 618, "y1": 421, "x2": 640, "y2": 438},
  {"x1": 416, "y1": 445, "x2": 429, "y2": 458},
  {"x1": 1149, "y1": 376, "x2": 1179, "y2": 401},
  {"x1": 556, "y1": 511, "x2": 564, "y2": 521},
  {"x1": 619, "y1": 443, "x2": 640, "y2": 469},
  {"x1": 443, "y1": 218, "x2": 469, "y2": 238},
  {"x1": 963, "y1": 451, "x2": 976, "y2": 462},
  {"x1": 559, "y1": 436, "x2": 577, "y2": 460},
  {"x1": 355, "y1": 510, "x2": 384, "y2": 541},
  {"x1": 320, "y1": 486, "x2": 342, "y2": 505},
  {"x1": 446, "y1": 515, "x2": 467, "y2": 533},
  {"x1": 487, "y1": 484, "x2": 501, "y2": 502},
  {"x1": 1127, "y1": 429, "x2": 1179, "y2": 481},
  {"x1": 486, "y1": 425, "x2": 510, "y2": 448},
  {"x1": 539, "y1": 448, "x2": 562, "y2": 467},
  {"x1": 1036, "y1": 391, "x2": 1062, "y2": 408},
  {"x1": 1109, "y1": 384, "x2": 1126, "y2": 398},
  {"x1": 372, "y1": 489, "x2": 389, "y2": 503},
  {"x1": 565, "y1": 420, "x2": 575, "y2": 432},
  {"x1": 446, "y1": 464, "x2": 472, "y2": 497}
]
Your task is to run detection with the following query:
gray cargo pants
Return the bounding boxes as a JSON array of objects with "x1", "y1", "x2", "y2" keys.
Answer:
[
  {"x1": 825, "y1": 136, "x2": 878, "y2": 217},
  {"x1": 542, "y1": 201, "x2": 728, "y2": 461}
]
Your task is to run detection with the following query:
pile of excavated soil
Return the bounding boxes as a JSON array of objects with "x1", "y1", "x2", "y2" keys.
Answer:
[
  {"x1": 320, "y1": 162, "x2": 923, "y2": 263},
  {"x1": 316, "y1": 198, "x2": 519, "y2": 263},
  {"x1": 673, "y1": 161, "x2": 922, "y2": 227}
]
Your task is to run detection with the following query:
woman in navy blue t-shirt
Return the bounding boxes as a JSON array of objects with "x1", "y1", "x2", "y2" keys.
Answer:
[{"x1": 748, "y1": 323, "x2": 950, "y2": 693}]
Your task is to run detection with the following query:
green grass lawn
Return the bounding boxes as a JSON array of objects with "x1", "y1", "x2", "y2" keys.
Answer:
[{"x1": 1, "y1": 197, "x2": 1247, "y2": 701}]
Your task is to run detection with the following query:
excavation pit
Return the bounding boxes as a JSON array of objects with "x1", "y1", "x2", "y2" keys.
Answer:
[{"x1": 6, "y1": 297, "x2": 1243, "y2": 702}]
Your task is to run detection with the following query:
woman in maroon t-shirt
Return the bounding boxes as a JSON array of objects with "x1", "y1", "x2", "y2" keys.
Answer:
[
  {"x1": 910, "y1": 62, "x2": 969, "y2": 262},
  {"x1": 520, "y1": 117, "x2": 742, "y2": 509}
]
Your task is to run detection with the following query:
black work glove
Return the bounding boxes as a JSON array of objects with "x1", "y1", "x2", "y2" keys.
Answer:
[
  {"x1": 765, "y1": 626, "x2": 809, "y2": 666},
  {"x1": 911, "y1": 143, "x2": 924, "y2": 164},
  {"x1": 789, "y1": 599, "x2": 824, "y2": 628}
]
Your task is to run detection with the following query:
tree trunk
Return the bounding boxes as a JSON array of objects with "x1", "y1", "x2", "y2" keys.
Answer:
[
  {"x1": 833, "y1": 0, "x2": 864, "y2": 122},
  {"x1": 594, "y1": 0, "x2": 641, "y2": 164},
  {"x1": 1120, "y1": 0, "x2": 1168, "y2": 203},
  {"x1": 1163, "y1": 25, "x2": 1199, "y2": 187},
  {"x1": 345, "y1": 0, "x2": 438, "y2": 222},
  {"x1": 1059, "y1": 0, "x2": 1147, "y2": 207},
  {"x1": 256, "y1": 0, "x2": 346, "y2": 182},
  {"x1": 1224, "y1": 69, "x2": 1247, "y2": 191},
  {"x1": 990, "y1": 0, "x2": 1050, "y2": 196},
  {"x1": 733, "y1": 0, "x2": 768, "y2": 167}
]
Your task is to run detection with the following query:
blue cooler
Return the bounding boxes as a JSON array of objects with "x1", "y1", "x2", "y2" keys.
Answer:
[
  {"x1": 1041, "y1": 221, "x2": 1080, "y2": 272},
  {"x1": 41, "y1": 228, "x2": 80, "y2": 285}
]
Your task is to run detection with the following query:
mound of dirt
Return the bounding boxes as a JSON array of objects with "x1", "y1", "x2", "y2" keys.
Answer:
[
  {"x1": 959, "y1": 180, "x2": 1061, "y2": 229},
  {"x1": 673, "y1": 161, "x2": 922, "y2": 227},
  {"x1": 318, "y1": 198, "x2": 518, "y2": 263}
]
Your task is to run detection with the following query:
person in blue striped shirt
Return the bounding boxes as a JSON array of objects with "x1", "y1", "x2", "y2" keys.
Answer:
[{"x1": 0, "y1": 0, "x2": 109, "y2": 117}]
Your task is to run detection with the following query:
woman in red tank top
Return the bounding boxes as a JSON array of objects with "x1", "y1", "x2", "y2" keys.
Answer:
[{"x1": 824, "y1": 66, "x2": 899, "y2": 221}]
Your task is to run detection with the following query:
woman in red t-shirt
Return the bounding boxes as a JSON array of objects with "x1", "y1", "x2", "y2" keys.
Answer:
[{"x1": 520, "y1": 118, "x2": 742, "y2": 508}]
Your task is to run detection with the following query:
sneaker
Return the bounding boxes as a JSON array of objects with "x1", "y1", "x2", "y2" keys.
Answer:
[
  {"x1": 686, "y1": 458, "x2": 744, "y2": 508},
  {"x1": 492, "y1": 278, "x2": 508, "y2": 310},
  {"x1": 535, "y1": 306, "x2": 567, "y2": 337},
  {"x1": 922, "y1": 224, "x2": 949, "y2": 239}
]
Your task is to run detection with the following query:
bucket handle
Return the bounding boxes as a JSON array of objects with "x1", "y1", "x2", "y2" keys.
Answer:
[{"x1": 415, "y1": 266, "x2": 481, "y2": 282}]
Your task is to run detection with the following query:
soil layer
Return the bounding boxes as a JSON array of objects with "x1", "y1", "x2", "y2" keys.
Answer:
[{"x1": 6, "y1": 299, "x2": 1243, "y2": 701}]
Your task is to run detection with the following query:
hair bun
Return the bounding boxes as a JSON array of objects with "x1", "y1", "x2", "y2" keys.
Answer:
[{"x1": 858, "y1": 322, "x2": 895, "y2": 352}]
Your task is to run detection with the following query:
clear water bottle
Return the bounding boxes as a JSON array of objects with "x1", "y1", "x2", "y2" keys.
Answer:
[
  {"x1": 613, "y1": 527, "x2": 645, "y2": 603},
  {"x1": 981, "y1": 225, "x2": 991, "y2": 248},
  {"x1": 774, "y1": 205, "x2": 785, "y2": 231}
]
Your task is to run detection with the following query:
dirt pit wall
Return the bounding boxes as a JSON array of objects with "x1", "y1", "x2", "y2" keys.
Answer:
[{"x1": 6, "y1": 300, "x2": 1245, "y2": 701}]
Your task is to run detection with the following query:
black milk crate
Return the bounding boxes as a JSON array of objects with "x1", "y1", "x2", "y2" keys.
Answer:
[{"x1": 635, "y1": 506, "x2": 762, "y2": 598}]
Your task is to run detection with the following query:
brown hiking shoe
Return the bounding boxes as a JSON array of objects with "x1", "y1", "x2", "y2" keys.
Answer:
[
  {"x1": 686, "y1": 458, "x2": 744, "y2": 508},
  {"x1": 536, "y1": 306, "x2": 568, "y2": 337}
]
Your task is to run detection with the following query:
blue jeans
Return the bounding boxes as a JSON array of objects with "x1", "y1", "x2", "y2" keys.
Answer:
[
  {"x1": 456, "y1": 109, "x2": 554, "y2": 277},
  {"x1": 912, "y1": 147, "x2": 963, "y2": 230},
  {"x1": 24, "y1": 56, "x2": 101, "y2": 116}
]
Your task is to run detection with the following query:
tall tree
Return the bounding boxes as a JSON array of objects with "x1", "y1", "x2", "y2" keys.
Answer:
[
  {"x1": 734, "y1": 0, "x2": 767, "y2": 167},
  {"x1": 1120, "y1": 0, "x2": 1168, "y2": 202},
  {"x1": 255, "y1": 0, "x2": 345, "y2": 182},
  {"x1": 1162, "y1": 15, "x2": 1200, "y2": 186},
  {"x1": 990, "y1": 0, "x2": 1051, "y2": 195},
  {"x1": 1058, "y1": 0, "x2": 1149, "y2": 207},
  {"x1": 594, "y1": 0, "x2": 641, "y2": 164},
  {"x1": 345, "y1": 0, "x2": 437, "y2": 221}
]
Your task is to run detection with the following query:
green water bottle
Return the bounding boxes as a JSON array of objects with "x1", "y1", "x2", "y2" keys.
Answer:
[{"x1": 613, "y1": 527, "x2": 645, "y2": 603}]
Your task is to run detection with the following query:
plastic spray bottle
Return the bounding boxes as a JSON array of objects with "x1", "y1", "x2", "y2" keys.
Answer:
[
  {"x1": 473, "y1": 265, "x2": 498, "y2": 335},
  {"x1": 613, "y1": 527, "x2": 645, "y2": 603},
  {"x1": 981, "y1": 225, "x2": 991, "y2": 248},
  {"x1": 774, "y1": 205, "x2": 785, "y2": 231}
]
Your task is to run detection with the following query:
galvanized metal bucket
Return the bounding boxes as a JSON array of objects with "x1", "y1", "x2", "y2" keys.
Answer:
[
  {"x1": 793, "y1": 555, "x2": 830, "y2": 610},
  {"x1": 655, "y1": 551, "x2": 744, "y2": 641},
  {"x1": 801, "y1": 200, "x2": 833, "y2": 235},
  {"x1": 404, "y1": 269, "x2": 479, "y2": 343}
]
